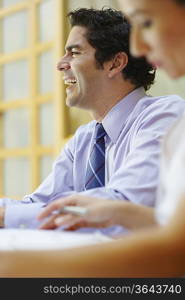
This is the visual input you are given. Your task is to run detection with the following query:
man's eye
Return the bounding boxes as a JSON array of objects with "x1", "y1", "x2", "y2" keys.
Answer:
[{"x1": 71, "y1": 51, "x2": 80, "y2": 56}]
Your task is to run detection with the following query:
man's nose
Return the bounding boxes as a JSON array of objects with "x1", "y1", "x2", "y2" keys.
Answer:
[{"x1": 57, "y1": 58, "x2": 71, "y2": 71}]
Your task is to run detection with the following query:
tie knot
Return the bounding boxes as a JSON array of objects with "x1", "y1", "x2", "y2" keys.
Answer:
[{"x1": 95, "y1": 123, "x2": 106, "y2": 141}]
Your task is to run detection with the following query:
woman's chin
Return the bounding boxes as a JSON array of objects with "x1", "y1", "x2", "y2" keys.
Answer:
[{"x1": 164, "y1": 67, "x2": 184, "y2": 80}]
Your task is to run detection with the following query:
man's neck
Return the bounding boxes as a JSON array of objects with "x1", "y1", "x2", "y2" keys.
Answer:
[{"x1": 92, "y1": 84, "x2": 138, "y2": 122}]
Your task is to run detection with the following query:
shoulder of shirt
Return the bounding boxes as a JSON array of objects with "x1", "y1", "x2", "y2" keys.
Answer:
[{"x1": 139, "y1": 94, "x2": 185, "y2": 111}]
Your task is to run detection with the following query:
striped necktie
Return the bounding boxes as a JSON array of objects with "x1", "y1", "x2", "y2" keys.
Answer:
[{"x1": 85, "y1": 123, "x2": 106, "y2": 190}]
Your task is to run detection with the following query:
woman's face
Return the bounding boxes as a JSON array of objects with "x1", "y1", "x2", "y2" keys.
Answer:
[{"x1": 119, "y1": 0, "x2": 185, "y2": 78}]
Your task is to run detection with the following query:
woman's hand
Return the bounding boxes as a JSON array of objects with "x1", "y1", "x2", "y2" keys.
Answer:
[{"x1": 37, "y1": 195, "x2": 125, "y2": 230}]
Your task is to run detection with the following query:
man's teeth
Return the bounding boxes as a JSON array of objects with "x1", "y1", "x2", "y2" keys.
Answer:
[{"x1": 64, "y1": 79, "x2": 77, "y2": 85}]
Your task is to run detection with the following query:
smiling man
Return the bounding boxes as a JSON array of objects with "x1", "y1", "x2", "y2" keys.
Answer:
[
  {"x1": 0, "y1": 8, "x2": 185, "y2": 232},
  {"x1": 58, "y1": 25, "x2": 122, "y2": 118}
]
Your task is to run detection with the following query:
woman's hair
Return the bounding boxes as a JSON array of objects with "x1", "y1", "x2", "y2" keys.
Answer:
[
  {"x1": 174, "y1": 0, "x2": 185, "y2": 4},
  {"x1": 67, "y1": 8, "x2": 155, "y2": 91}
]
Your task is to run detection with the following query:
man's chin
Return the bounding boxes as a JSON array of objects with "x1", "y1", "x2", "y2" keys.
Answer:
[{"x1": 66, "y1": 97, "x2": 78, "y2": 108}]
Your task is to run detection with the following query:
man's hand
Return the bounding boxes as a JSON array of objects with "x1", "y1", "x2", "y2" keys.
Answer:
[{"x1": 0, "y1": 207, "x2": 5, "y2": 228}]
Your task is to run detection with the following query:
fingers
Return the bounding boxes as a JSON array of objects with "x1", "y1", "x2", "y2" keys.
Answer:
[
  {"x1": 37, "y1": 195, "x2": 92, "y2": 221},
  {"x1": 65, "y1": 221, "x2": 89, "y2": 231},
  {"x1": 39, "y1": 215, "x2": 58, "y2": 230},
  {"x1": 40, "y1": 213, "x2": 88, "y2": 231},
  {"x1": 37, "y1": 196, "x2": 83, "y2": 230},
  {"x1": 54, "y1": 212, "x2": 108, "y2": 230},
  {"x1": 37, "y1": 195, "x2": 109, "y2": 230},
  {"x1": 38, "y1": 201, "x2": 62, "y2": 220},
  {"x1": 54, "y1": 214, "x2": 84, "y2": 229},
  {"x1": 38, "y1": 196, "x2": 77, "y2": 220}
]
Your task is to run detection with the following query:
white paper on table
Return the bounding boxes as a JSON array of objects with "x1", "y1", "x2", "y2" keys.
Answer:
[{"x1": 0, "y1": 229, "x2": 113, "y2": 251}]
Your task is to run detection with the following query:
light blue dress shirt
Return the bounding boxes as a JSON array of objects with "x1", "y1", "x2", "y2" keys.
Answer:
[{"x1": 1, "y1": 87, "x2": 185, "y2": 232}]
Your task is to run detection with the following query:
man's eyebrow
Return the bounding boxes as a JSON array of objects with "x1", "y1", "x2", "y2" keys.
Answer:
[{"x1": 65, "y1": 44, "x2": 82, "y2": 51}]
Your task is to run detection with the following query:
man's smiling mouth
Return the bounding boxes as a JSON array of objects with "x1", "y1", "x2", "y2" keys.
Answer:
[{"x1": 64, "y1": 78, "x2": 77, "y2": 86}]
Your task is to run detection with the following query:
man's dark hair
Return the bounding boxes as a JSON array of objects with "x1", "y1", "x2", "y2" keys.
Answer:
[{"x1": 67, "y1": 8, "x2": 155, "y2": 91}]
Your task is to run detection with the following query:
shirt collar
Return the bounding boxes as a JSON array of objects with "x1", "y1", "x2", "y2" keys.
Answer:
[{"x1": 101, "y1": 87, "x2": 146, "y2": 143}]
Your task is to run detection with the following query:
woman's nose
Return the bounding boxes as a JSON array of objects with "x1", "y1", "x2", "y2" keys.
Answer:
[{"x1": 130, "y1": 27, "x2": 150, "y2": 58}]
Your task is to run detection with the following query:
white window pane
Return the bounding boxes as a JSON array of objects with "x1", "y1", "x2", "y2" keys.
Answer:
[
  {"x1": 38, "y1": 51, "x2": 54, "y2": 94},
  {"x1": 38, "y1": 0, "x2": 55, "y2": 42},
  {"x1": 68, "y1": 0, "x2": 91, "y2": 10},
  {"x1": 68, "y1": 0, "x2": 118, "y2": 10},
  {"x1": 2, "y1": 60, "x2": 29, "y2": 100},
  {"x1": 2, "y1": 11, "x2": 28, "y2": 53},
  {"x1": 2, "y1": 0, "x2": 24, "y2": 7},
  {"x1": 39, "y1": 102, "x2": 54, "y2": 145},
  {"x1": 40, "y1": 156, "x2": 53, "y2": 181},
  {"x1": 3, "y1": 108, "x2": 29, "y2": 148},
  {"x1": 3, "y1": 158, "x2": 30, "y2": 197}
]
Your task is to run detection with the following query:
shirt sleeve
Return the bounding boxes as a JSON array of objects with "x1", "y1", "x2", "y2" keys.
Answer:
[
  {"x1": 4, "y1": 202, "x2": 44, "y2": 229},
  {"x1": 4, "y1": 134, "x2": 77, "y2": 228}
]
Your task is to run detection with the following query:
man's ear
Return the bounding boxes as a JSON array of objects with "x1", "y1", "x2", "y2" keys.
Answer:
[{"x1": 107, "y1": 52, "x2": 128, "y2": 78}]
